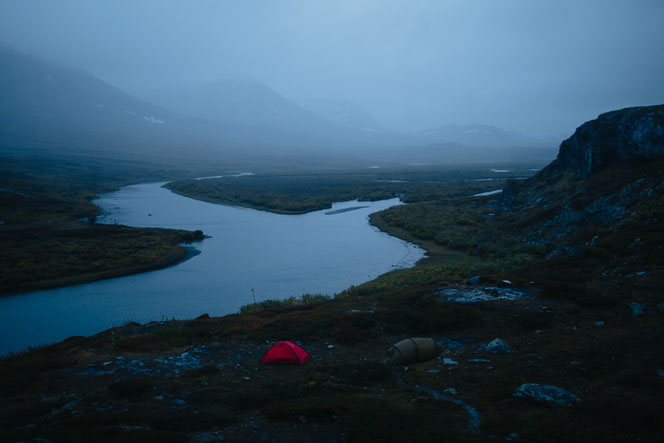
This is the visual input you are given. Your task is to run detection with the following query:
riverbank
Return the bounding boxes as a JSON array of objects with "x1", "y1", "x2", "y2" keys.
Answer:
[
  {"x1": 0, "y1": 224, "x2": 204, "y2": 296},
  {"x1": 368, "y1": 211, "x2": 478, "y2": 266},
  {"x1": 0, "y1": 154, "x2": 209, "y2": 296}
]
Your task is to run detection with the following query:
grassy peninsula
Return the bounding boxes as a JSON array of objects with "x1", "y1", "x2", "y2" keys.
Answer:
[
  {"x1": 0, "y1": 153, "x2": 205, "y2": 295},
  {"x1": 164, "y1": 165, "x2": 540, "y2": 214}
]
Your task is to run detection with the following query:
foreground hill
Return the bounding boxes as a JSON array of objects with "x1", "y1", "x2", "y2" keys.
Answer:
[{"x1": 1, "y1": 107, "x2": 662, "y2": 442}]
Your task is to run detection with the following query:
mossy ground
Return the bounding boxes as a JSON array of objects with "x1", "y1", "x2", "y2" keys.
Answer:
[{"x1": 1, "y1": 262, "x2": 662, "y2": 442}]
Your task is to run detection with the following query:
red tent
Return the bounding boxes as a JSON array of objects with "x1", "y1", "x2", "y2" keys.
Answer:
[{"x1": 260, "y1": 341, "x2": 310, "y2": 365}]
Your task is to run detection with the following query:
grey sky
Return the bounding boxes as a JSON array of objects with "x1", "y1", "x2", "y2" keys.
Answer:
[{"x1": 1, "y1": 0, "x2": 663, "y2": 136}]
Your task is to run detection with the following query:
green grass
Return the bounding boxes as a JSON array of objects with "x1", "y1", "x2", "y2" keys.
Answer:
[
  {"x1": 0, "y1": 225, "x2": 202, "y2": 294},
  {"x1": 240, "y1": 293, "x2": 331, "y2": 313}
]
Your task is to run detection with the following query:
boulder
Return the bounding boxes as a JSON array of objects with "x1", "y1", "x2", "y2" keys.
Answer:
[
  {"x1": 513, "y1": 383, "x2": 582, "y2": 406},
  {"x1": 481, "y1": 338, "x2": 513, "y2": 354},
  {"x1": 440, "y1": 287, "x2": 526, "y2": 303}
]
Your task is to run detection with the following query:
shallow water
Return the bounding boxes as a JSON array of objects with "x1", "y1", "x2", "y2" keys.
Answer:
[{"x1": 0, "y1": 182, "x2": 424, "y2": 355}]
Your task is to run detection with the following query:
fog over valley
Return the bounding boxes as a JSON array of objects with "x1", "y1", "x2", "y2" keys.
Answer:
[
  {"x1": 1, "y1": 3, "x2": 664, "y2": 441},
  {"x1": 2, "y1": 0, "x2": 663, "y2": 153}
]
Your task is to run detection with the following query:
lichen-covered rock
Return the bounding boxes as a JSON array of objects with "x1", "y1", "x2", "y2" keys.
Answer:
[
  {"x1": 441, "y1": 287, "x2": 526, "y2": 303},
  {"x1": 513, "y1": 383, "x2": 582, "y2": 406},
  {"x1": 557, "y1": 105, "x2": 664, "y2": 178}
]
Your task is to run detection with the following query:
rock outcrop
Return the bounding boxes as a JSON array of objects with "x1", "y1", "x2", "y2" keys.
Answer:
[{"x1": 557, "y1": 105, "x2": 664, "y2": 178}]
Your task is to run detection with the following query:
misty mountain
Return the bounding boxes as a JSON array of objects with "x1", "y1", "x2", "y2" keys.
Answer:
[
  {"x1": 410, "y1": 124, "x2": 556, "y2": 148},
  {"x1": 138, "y1": 76, "x2": 389, "y2": 144},
  {"x1": 378, "y1": 142, "x2": 558, "y2": 166},
  {"x1": 297, "y1": 99, "x2": 389, "y2": 134},
  {"x1": 0, "y1": 44, "x2": 402, "y2": 168},
  {"x1": 0, "y1": 44, "x2": 260, "y2": 159},
  {"x1": 0, "y1": 43, "x2": 557, "y2": 169}
]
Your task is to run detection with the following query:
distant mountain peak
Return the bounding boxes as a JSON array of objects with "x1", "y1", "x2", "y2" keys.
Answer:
[
  {"x1": 410, "y1": 123, "x2": 555, "y2": 148},
  {"x1": 298, "y1": 98, "x2": 389, "y2": 134}
]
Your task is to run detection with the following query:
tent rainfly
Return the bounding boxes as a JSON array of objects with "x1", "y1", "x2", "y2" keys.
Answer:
[{"x1": 260, "y1": 341, "x2": 311, "y2": 365}]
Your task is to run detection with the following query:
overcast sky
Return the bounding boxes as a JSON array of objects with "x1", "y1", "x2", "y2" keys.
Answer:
[{"x1": 1, "y1": 0, "x2": 663, "y2": 136}]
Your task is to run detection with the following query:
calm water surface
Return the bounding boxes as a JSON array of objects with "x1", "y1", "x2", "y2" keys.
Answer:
[{"x1": 0, "y1": 182, "x2": 424, "y2": 354}]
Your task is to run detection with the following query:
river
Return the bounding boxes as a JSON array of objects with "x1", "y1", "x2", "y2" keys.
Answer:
[{"x1": 0, "y1": 182, "x2": 425, "y2": 355}]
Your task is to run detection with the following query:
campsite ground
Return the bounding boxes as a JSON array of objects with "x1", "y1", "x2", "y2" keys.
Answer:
[
  {"x1": 1, "y1": 266, "x2": 661, "y2": 442},
  {"x1": 1, "y1": 158, "x2": 663, "y2": 442}
]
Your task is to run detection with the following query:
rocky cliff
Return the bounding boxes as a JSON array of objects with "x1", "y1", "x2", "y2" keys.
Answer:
[{"x1": 557, "y1": 105, "x2": 664, "y2": 178}]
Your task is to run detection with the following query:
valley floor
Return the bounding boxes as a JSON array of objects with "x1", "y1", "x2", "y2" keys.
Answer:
[{"x1": 1, "y1": 159, "x2": 662, "y2": 442}]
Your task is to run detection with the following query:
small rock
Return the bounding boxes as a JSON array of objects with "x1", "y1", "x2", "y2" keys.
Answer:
[
  {"x1": 594, "y1": 321, "x2": 605, "y2": 326},
  {"x1": 482, "y1": 338, "x2": 513, "y2": 354},
  {"x1": 427, "y1": 369, "x2": 440, "y2": 374},
  {"x1": 327, "y1": 344, "x2": 335, "y2": 349},
  {"x1": 467, "y1": 276, "x2": 481, "y2": 285},
  {"x1": 299, "y1": 415, "x2": 307, "y2": 424},
  {"x1": 570, "y1": 361, "x2": 581, "y2": 366},
  {"x1": 657, "y1": 369, "x2": 664, "y2": 379},
  {"x1": 442, "y1": 358, "x2": 459, "y2": 366},
  {"x1": 173, "y1": 399, "x2": 186, "y2": 406},
  {"x1": 154, "y1": 395, "x2": 164, "y2": 400},
  {"x1": 443, "y1": 388, "x2": 457, "y2": 396},
  {"x1": 513, "y1": 383, "x2": 582, "y2": 406},
  {"x1": 501, "y1": 279, "x2": 512, "y2": 286},
  {"x1": 468, "y1": 358, "x2": 491, "y2": 363},
  {"x1": 629, "y1": 303, "x2": 645, "y2": 317}
]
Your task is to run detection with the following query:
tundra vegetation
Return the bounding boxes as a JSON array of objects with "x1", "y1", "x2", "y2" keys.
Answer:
[
  {"x1": 1, "y1": 110, "x2": 663, "y2": 440},
  {"x1": 0, "y1": 153, "x2": 205, "y2": 294}
]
